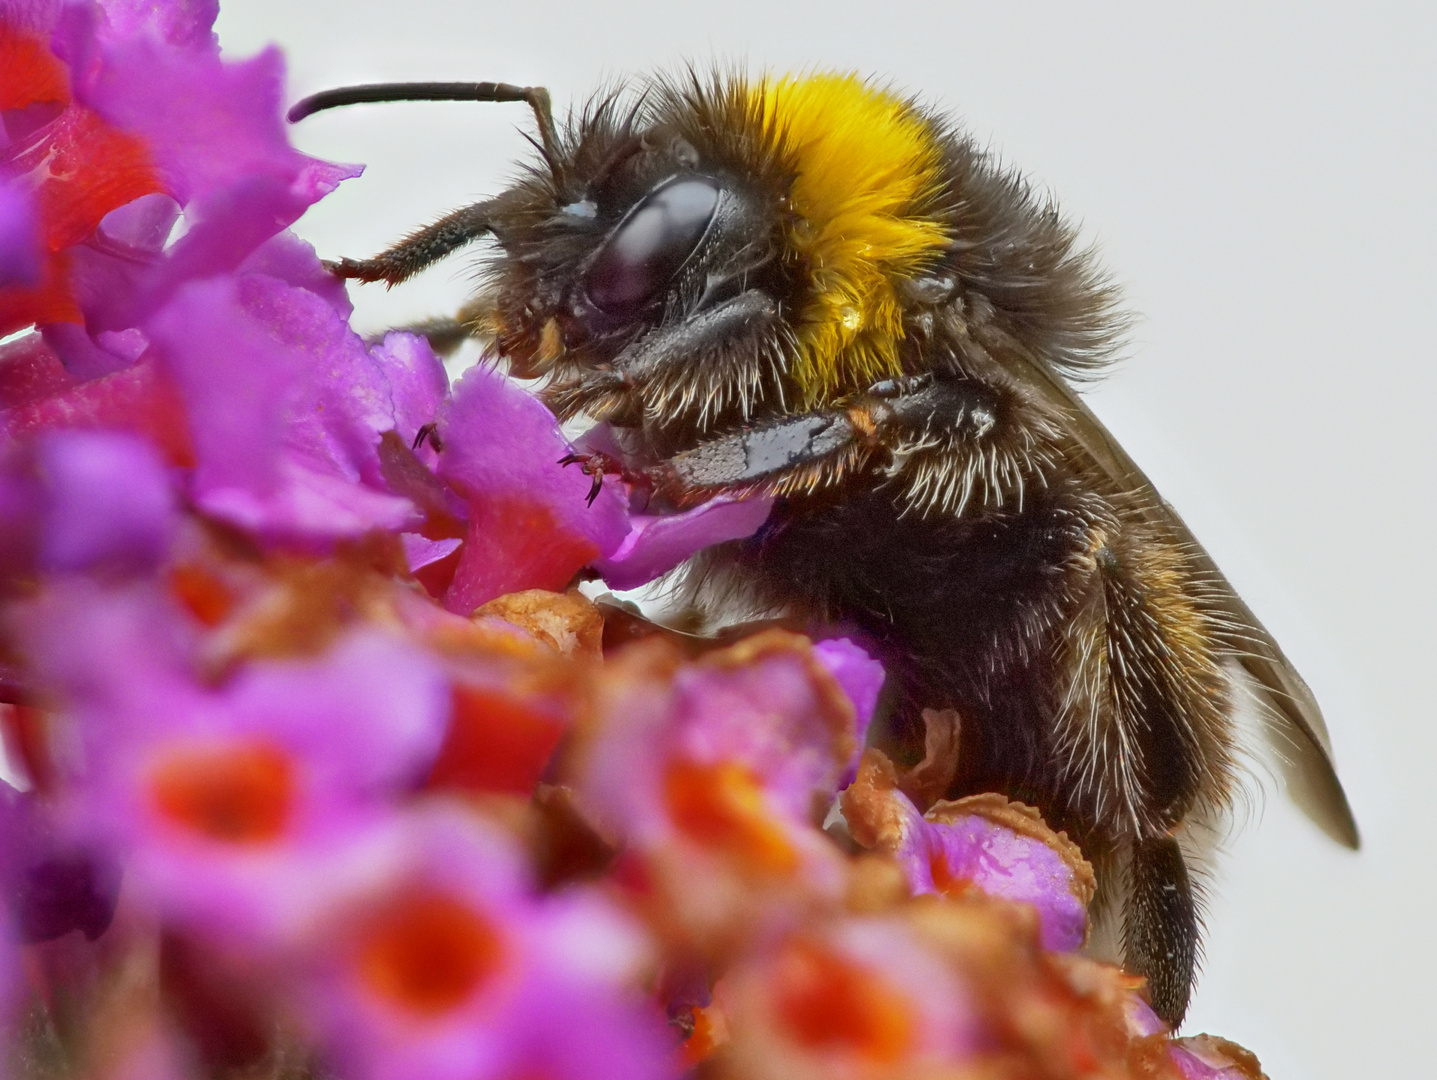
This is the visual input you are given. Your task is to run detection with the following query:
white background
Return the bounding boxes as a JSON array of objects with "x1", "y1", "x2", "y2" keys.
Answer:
[{"x1": 215, "y1": 3, "x2": 1435, "y2": 1076}]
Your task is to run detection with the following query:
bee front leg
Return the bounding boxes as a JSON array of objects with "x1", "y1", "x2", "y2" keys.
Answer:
[
  {"x1": 653, "y1": 373, "x2": 1019, "y2": 503},
  {"x1": 328, "y1": 192, "x2": 521, "y2": 286},
  {"x1": 659, "y1": 409, "x2": 869, "y2": 498}
]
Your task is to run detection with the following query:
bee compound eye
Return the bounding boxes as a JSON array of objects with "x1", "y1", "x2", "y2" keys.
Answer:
[{"x1": 583, "y1": 177, "x2": 721, "y2": 314}]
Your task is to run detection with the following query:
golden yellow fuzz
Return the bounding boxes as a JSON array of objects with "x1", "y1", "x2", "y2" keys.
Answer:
[{"x1": 746, "y1": 73, "x2": 948, "y2": 400}]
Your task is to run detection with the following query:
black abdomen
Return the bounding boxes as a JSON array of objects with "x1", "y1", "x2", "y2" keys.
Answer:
[{"x1": 713, "y1": 481, "x2": 1097, "y2": 830}]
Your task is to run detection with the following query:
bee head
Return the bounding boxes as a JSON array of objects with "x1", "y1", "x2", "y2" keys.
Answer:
[{"x1": 480, "y1": 73, "x2": 954, "y2": 440}]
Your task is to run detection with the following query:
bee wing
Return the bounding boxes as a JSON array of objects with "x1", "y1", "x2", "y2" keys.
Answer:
[{"x1": 1003, "y1": 349, "x2": 1360, "y2": 848}]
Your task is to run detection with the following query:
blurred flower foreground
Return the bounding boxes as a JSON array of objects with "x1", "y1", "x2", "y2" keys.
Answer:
[{"x1": 0, "y1": 4, "x2": 1267, "y2": 1079}]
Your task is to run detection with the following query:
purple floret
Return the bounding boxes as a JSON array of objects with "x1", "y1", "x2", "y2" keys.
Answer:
[
  {"x1": 843, "y1": 760, "x2": 1094, "y2": 954},
  {"x1": 71, "y1": 25, "x2": 360, "y2": 312},
  {"x1": 298, "y1": 807, "x2": 671, "y2": 1080},
  {"x1": 434, "y1": 364, "x2": 630, "y2": 612},
  {"x1": 18, "y1": 582, "x2": 450, "y2": 947},
  {"x1": 145, "y1": 269, "x2": 418, "y2": 548},
  {"x1": 812, "y1": 637, "x2": 885, "y2": 781},
  {"x1": 899, "y1": 808, "x2": 1090, "y2": 952},
  {"x1": 579, "y1": 637, "x2": 857, "y2": 872},
  {"x1": 33, "y1": 428, "x2": 176, "y2": 572}
]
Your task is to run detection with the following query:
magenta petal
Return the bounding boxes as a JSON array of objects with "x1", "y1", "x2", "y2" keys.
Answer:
[
  {"x1": 221, "y1": 630, "x2": 450, "y2": 795},
  {"x1": 437, "y1": 366, "x2": 629, "y2": 611},
  {"x1": 437, "y1": 365, "x2": 629, "y2": 542},
  {"x1": 146, "y1": 274, "x2": 415, "y2": 547},
  {"x1": 0, "y1": 430, "x2": 175, "y2": 577},
  {"x1": 812, "y1": 637, "x2": 885, "y2": 759},
  {"x1": 0, "y1": 181, "x2": 42, "y2": 288},
  {"x1": 137, "y1": 163, "x2": 361, "y2": 319},
  {"x1": 65, "y1": 246, "x2": 149, "y2": 337},
  {"x1": 238, "y1": 231, "x2": 353, "y2": 320},
  {"x1": 1169, "y1": 1040, "x2": 1256, "y2": 1080},
  {"x1": 71, "y1": 36, "x2": 361, "y2": 316},
  {"x1": 39, "y1": 322, "x2": 135, "y2": 380},
  {"x1": 498, "y1": 971, "x2": 673, "y2": 1080},
  {"x1": 61, "y1": 195, "x2": 179, "y2": 338},
  {"x1": 0, "y1": 786, "x2": 121, "y2": 943},
  {"x1": 592, "y1": 494, "x2": 773, "y2": 590},
  {"x1": 100, "y1": 0, "x2": 220, "y2": 50},
  {"x1": 3, "y1": 0, "x2": 59, "y2": 37},
  {"x1": 401, "y1": 533, "x2": 461, "y2": 573},
  {"x1": 97, "y1": 194, "x2": 182, "y2": 256},
  {"x1": 368, "y1": 331, "x2": 448, "y2": 452},
  {"x1": 1124, "y1": 995, "x2": 1166, "y2": 1038},
  {"x1": 80, "y1": 41, "x2": 335, "y2": 216}
]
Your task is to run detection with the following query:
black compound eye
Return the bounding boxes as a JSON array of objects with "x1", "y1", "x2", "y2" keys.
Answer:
[{"x1": 584, "y1": 176, "x2": 720, "y2": 314}]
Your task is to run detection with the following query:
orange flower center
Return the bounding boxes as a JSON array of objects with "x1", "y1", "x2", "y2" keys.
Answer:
[
  {"x1": 772, "y1": 941, "x2": 915, "y2": 1064},
  {"x1": 357, "y1": 892, "x2": 506, "y2": 1017},
  {"x1": 149, "y1": 741, "x2": 294, "y2": 844},
  {"x1": 663, "y1": 760, "x2": 798, "y2": 873},
  {"x1": 928, "y1": 850, "x2": 975, "y2": 897}
]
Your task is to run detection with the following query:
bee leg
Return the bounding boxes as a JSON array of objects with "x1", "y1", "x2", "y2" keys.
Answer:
[
  {"x1": 1058, "y1": 528, "x2": 1233, "y2": 1028},
  {"x1": 1126, "y1": 834, "x2": 1199, "y2": 1028},
  {"x1": 654, "y1": 374, "x2": 1010, "y2": 499},
  {"x1": 327, "y1": 194, "x2": 516, "y2": 286},
  {"x1": 659, "y1": 409, "x2": 865, "y2": 495}
]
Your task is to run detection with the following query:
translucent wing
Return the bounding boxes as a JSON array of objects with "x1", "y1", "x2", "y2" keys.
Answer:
[{"x1": 1002, "y1": 348, "x2": 1360, "y2": 848}]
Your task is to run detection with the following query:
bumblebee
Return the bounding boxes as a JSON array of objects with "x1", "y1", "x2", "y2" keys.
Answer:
[{"x1": 289, "y1": 71, "x2": 1359, "y2": 1025}]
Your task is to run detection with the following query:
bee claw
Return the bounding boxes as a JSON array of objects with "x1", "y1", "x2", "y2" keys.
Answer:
[{"x1": 559, "y1": 451, "x2": 614, "y2": 505}]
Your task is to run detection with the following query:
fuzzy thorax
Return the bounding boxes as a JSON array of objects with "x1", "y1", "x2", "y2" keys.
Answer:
[{"x1": 746, "y1": 73, "x2": 949, "y2": 402}]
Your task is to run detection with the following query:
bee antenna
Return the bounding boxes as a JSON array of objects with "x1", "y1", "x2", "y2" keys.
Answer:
[{"x1": 286, "y1": 81, "x2": 562, "y2": 176}]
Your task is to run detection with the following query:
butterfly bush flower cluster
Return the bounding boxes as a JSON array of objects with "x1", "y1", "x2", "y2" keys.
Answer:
[{"x1": 0, "y1": 3, "x2": 1267, "y2": 1079}]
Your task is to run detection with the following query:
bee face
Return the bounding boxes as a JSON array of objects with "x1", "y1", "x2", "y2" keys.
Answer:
[{"x1": 305, "y1": 68, "x2": 1358, "y2": 1028}]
